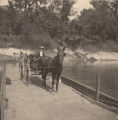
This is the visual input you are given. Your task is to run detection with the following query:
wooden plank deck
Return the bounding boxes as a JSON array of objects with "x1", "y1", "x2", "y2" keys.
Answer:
[{"x1": 4, "y1": 63, "x2": 118, "y2": 120}]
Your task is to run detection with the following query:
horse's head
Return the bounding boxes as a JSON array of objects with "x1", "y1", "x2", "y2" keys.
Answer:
[{"x1": 57, "y1": 46, "x2": 66, "y2": 65}]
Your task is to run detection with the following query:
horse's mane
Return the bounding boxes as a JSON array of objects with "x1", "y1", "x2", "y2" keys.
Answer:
[{"x1": 50, "y1": 55, "x2": 60, "y2": 66}]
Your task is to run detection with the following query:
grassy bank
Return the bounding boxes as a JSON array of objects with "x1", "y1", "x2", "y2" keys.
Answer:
[
  {"x1": 80, "y1": 40, "x2": 118, "y2": 52},
  {"x1": 1, "y1": 34, "x2": 118, "y2": 62}
]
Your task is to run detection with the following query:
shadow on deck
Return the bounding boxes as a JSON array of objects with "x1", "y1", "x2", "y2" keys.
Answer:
[{"x1": 30, "y1": 76, "x2": 52, "y2": 93}]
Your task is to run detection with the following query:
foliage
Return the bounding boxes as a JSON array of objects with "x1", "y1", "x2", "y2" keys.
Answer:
[
  {"x1": 1, "y1": 0, "x2": 118, "y2": 51},
  {"x1": 0, "y1": 0, "x2": 75, "y2": 49},
  {"x1": 68, "y1": 0, "x2": 118, "y2": 50},
  {"x1": 0, "y1": 7, "x2": 9, "y2": 35}
]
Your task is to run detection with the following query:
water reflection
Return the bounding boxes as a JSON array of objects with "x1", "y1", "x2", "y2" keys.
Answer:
[{"x1": 63, "y1": 56, "x2": 118, "y2": 99}]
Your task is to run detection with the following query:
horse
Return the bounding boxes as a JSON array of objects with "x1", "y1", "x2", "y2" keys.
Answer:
[{"x1": 40, "y1": 46, "x2": 66, "y2": 92}]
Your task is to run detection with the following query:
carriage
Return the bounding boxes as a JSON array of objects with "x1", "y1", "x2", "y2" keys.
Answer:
[
  {"x1": 19, "y1": 46, "x2": 44, "y2": 83},
  {"x1": 19, "y1": 46, "x2": 66, "y2": 91},
  {"x1": 19, "y1": 53, "x2": 45, "y2": 85}
]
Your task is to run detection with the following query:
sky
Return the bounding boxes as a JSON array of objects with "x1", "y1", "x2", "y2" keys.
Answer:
[
  {"x1": 73, "y1": 0, "x2": 92, "y2": 13},
  {"x1": 0, "y1": 0, "x2": 91, "y2": 12},
  {"x1": 0, "y1": 0, "x2": 8, "y2": 6}
]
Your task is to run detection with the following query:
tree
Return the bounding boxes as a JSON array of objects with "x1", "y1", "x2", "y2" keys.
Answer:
[
  {"x1": 0, "y1": 7, "x2": 9, "y2": 35},
  {"x1": 7, "y1": 0, "x2": 75, "y2": 48}
]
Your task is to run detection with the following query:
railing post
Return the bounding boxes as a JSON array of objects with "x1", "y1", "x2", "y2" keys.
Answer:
[
  {"x1": 1, "y1": 63, "x2": 6, "y2": 120},
  {"x1": 96, "y1": 73, "x2": 101, "y2": 102}
]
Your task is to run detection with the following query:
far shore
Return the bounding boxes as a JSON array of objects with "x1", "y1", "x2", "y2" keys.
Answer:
[
  {"x1": 0, "y1": 47, "x2": 118, "y2": 62},
  {"x1": 83, "y1": 51, "x2": 118, "y2": 61}
]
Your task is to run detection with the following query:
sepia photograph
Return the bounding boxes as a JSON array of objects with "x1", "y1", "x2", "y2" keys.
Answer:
[{"x1": 0, "y1": 0, "x2": 118, "y2": 120}]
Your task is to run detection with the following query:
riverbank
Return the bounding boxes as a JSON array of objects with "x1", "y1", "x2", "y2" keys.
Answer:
[
  {"x1": 87, "y1": 51, "x2": 118, "y2": 61},
  {"x1": 71, "y1": 48, "x2": 118, "y2": 61},
  {"x1": 0, "y1": 47, "x2": 118, "y2": 61}
]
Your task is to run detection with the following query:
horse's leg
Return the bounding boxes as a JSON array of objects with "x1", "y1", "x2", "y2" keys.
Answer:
[
  {"x1": 41, "y1": 70, "x2": 45, "y2": 87},
  {"x1": 43, "y1": 71, "x2": 48, "y2": 88},
  {"x1": 43, "y1": 72, "x2": 46, "y2": 88},
  {"x1": 56, "y1": 73, "x2": 61, "y2": 92}
]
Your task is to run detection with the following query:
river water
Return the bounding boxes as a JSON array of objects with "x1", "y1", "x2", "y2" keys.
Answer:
[{"x1": 63, "y1": 56, "x2": 118, "y2": 100}]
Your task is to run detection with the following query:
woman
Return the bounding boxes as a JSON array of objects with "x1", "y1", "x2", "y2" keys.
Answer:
[{"x1": 19, "y1": 51, "x2": 24, "y2": 72}]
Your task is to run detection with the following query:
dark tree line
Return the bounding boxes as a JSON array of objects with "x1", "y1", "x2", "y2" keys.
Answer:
[
  {"x1": 71, "y1": 0, "x2": 118, "y2": 50},
  {"x1": 0, "y1": 0, "x2": 75, "y2": 49},
  {"x1": 0, "y1": 0, "x2": 118, "y2": 50}
]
